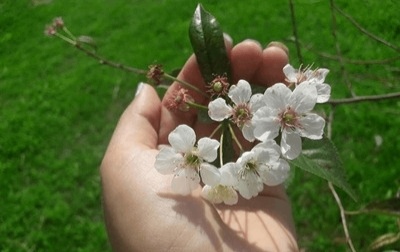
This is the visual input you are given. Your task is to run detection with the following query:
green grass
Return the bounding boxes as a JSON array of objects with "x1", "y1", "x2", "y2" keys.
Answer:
[{"x1": 1, "y1": 0, "x2": 399, "y2": 251}]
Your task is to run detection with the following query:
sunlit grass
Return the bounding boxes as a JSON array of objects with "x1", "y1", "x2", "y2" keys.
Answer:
[{"x1": 1, "y1": 0, "x2": 399, "y2": 251}]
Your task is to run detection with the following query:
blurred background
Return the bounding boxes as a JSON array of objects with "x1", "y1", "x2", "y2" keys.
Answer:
[{"x1": 1, "y1": 0, "x2": 399, "y2": 251}]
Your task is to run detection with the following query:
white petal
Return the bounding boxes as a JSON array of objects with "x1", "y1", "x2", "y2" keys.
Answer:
[
  {"x1": 253, "y1": 107, "x2": 280, "y2": 142},
  {"x1": 201, "y1": 185, "x2": 223, "y2": 204},
  {"x1": 229, "y1": 80, "x2": 252, "y2": 104},
  {"x1": 237, "y1": 172, "x2": 262, "y2": 199},
  {"x1": 197, "y1": 137, "x2": 219, "y2": 162},
  {"x1": 171, "y1": 168, "x2": 200, "y2": 195},
  {"x1": 241, "y1": 122, "x2": 256, "y2": 142},
  {"x1": 315, "y1": 83, "x2": 331, "y2": 103},
  {"x1": 219, "y1": 163, "x2": 239, "y2": 186},
  {"x1": 314, "y1": 68, "x2": 329, "y2": 83},
  {"x1": 259, "y1": 159, "x2": 290, "y2": 186},
  {"x1": 200, "y1": 163, "x2": 221, "y2": 186},
  {"x1": 208, "y1": 98, "x2": 232, "y2": 121},
  {"x1": 299, "y1": 113, "x2": 325, "y2": 139},
  {"x1": 289, "y1": 82, "x2": 317, "y2": 113},
  {"x1": 281, "y1": 131, "x2": 302, "y2": 160},
  {"x1": 154, "y1": 147, "x2": 182, "y2": 174},
  {"x1": 249, "y1": 93, "x2": 264, "y2": 113},
  {"x1": 222, "y1": 187, "x2": 238, "y2": 205},
  {"x1": 253, "y1": 143, "x2": 280, "y2": 164},
  {"x1": 263, "y1": 83, "x2": 291, "y2": 110},
  {"x1": 168, "y1": 125, "x2": 195, "y2": 153},
  {"x1": 282, "y1": 64, "x2": 298, "y2": 83}
]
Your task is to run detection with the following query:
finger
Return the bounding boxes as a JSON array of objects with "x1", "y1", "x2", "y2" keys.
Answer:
[
  {"x1": 252, "y1": 44, "x2": 289, "y2": 86},
  {"x1": 105, "y1": 83, "x2": 161, "y2": 159},
  {"x1": 230, "y1": 39, "x2": 263, "y2": 83}
]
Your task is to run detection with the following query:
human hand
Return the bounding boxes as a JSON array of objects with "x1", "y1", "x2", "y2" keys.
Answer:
[{"x1": 100, "y1": 39, "x2": 298, "y2": 251}]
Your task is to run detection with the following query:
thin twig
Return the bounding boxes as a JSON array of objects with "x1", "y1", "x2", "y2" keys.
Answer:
[
  {"x1": 329, "y1": 0, "x2": 355, "y2": 97},
  {"x1": 304, "y1": 46, "x2": 400, "y2": 65},
  {"x1": 326, "y1": 110, "x2": 357, "y2": 251},
  {"x1": 328, "y1": 182, "x2": 357, "y2": 252},
  {"x1": 327, "y1": 92, "x2": 400, "y2": 105},
  {"x1": 288, "y1": 0, "x2": 303, "y2": 65},
  {"x1": 332, "y1": 3, "x2": 400, "y2": 53},
  {"x1": 73, "y1": 43, "x2": 147, "y2": 75}
]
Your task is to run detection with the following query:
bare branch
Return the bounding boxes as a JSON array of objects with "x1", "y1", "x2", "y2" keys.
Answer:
[
  {"x1": 327, "y1": 92, "x2": 400, "y2": 105},
  {"x1": 329, "y1": 0, "x2": 355, "y2": 97},
  {"x1": 329, "y1": 182, "x2": 357, "y2": 252},
  {"x1": 288, "y1": 0, "x2": 303, "y2": 65},
  {"x1": 332, "y1": 3, "x2": 400, "y2": 53}
]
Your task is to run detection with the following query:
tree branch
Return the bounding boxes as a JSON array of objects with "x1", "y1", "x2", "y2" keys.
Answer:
[{"x1": 327, "y1": 92, "x2": 400, "y2": 105}]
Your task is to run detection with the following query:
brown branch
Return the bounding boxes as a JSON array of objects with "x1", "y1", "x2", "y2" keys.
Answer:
[
  {"x1": 74, "y1": 44, "x2": 147, "y2": 75},
  {"x1": 327, "y1": 92, "x2": 400, "y2": 105},
  {"x1": 288, "y1": 0, "x2": 303, "y2": 65},
  {"x1": 307, "y1": 48, "x2": 400, "y2": 65},
  {"x1": 329, "y1": 0, "x2": 355, "y2": 97},
  {"x1": 329, "y1": 182, "x2": 357, "y2": 252},
  {"x1": 332, "y1": 3, "x2": 400, "y2": 53}
]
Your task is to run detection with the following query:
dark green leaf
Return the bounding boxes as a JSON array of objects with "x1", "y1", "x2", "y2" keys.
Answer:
[
  {"x1": 289, "y1": 137, "x2": 357, "y2": 201},
  {"x1": 189, "y1": 4, "x2": 231, "y2": 84}
]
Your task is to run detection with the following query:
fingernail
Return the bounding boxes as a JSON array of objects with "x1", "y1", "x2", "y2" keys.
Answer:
[
  {"x1": 223, "y1": 33, "x2": 233, "y2": 45},
  {"x1": 267, "y1": 41, "x2": 289, "y2": 56},
  {"x1": 135, "y1": 82, "x2": 145, "y2": 97},
  {"x1": 243, "y1": 39, "x2": 262, "y2": 49}
]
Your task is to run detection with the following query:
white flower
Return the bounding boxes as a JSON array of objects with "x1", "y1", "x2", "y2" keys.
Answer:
[
  {"x1": 253, "y1": 82, "x2": 325, "y2": 160},
  {"x1": 208, "y1": 79, "x2": 263, "y2": 142},
  {"x1": 201, "y1": 164, "x2": 238, "y2": 205},
  {"x1": 283, "y1": 64, "x2": 331, "y2": 103},
  {"x1": 155, "y1": 124, "x2": 221, "y2": 195},
  {"x1": 221, "y1": 141, "x2": 290, "y2": 200}
]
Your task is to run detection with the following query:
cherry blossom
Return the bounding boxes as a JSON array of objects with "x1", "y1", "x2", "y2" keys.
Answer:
[
  {"x1": 208, "y1": 79, "x2": 263, "y2": 141},
  {"x1": 154, "y1": 124, "x2": 221, "y2": 195},
  {"x1": 253, "y1": 82, "x2": 325, "y2": 159},
  {"x1": 283, "y1": 64, "x2": 331, "y2": 103}
]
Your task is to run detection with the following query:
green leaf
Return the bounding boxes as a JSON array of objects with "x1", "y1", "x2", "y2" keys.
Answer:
[
  {"x1": 189, "y1": 4, "x2": 231, "y2": 84},
  {"x1": 289, "y1": 137, "x2": 357, "y2": 201}
]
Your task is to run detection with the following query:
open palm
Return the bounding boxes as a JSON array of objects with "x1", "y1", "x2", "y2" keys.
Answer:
[{"x1": 101, "y1": 40, "x2": 298, "y2": 251}]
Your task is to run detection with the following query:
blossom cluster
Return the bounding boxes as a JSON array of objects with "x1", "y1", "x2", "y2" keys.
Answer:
[{"x1": 154, "y1": 64, "x2": 331, "y2": 205}]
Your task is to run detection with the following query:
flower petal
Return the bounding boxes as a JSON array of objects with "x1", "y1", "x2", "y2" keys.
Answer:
[
  {"x1": 208, "y1": 98, "x2": 232, "y2": 121},
  {"x1": 154, "y1": 147, "x2": 182, "y2": 174},
  {"x1": 253, "y1": 107, "x2": 280, "y2": 142},
  {"x1": 171, "y1": 168, "x2": 200, "y2": 195},
  {"x1": 223, "y1": 187, "x2": 238, "y2": 205},
  {"x1": 219, "y1": 162, "x2": 238, "y2": 186},
  {"x1": 299, "y1": 113, "x2": 325, "y2": 139},
  {"x1": 237, "y1": 172, "x2": 262, "y2": 199},
  {"x1": 315, "y1": 83, "x2": 331, "y2": 103},
  {"x1": 289, "y1": 82, "x2": 317, "y2": 113},
  {"x1": 283, "y1": 64, "x2": 298, "y2": 83},
  {"x1": 229, "y1": 80, "x2": 252, "y2": 104},
  {"x1": 263, "y1": 83, "x2": 291, "y2": 110},
  {"x1": 200, "y1": 163, "x2": 221, "y2": 186},
  {"x1": 281, "y1": 130, "x2": 302, "y2": 160},
  {"x1": 249, "y1": 93, "x2": 264, "y2": 113},
  {"x1": 201, "y1": 185, "x2": 223, "y2": 204},
  {"x1": 168, "y1": 125, "x2": 196, "y2": 153},
  {"x1": 241, "y1": 122, "x2": 256, "y2": 142},
  {"x1": 197, "y1": 137, "x2": 219, "y2": 162},
  {"x1": 259, "y1": 159, "x2": 290, "y2": 186}
]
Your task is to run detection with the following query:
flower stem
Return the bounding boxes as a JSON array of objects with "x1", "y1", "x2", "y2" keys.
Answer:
[
  {"x1": 164, "y1": 73, "x2": 209, "y2": 98},
  {"x1": 228, "y1": 123, "x2": 243, "y2": 153},
  {"x1": 186, "y1": 101, "x2": 208, "y2": 111}
]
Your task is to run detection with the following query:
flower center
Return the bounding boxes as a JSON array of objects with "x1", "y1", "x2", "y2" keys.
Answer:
[
  {"x1": 184, "y1": 152, "x2": 200, "y2": 168},
  {"x1": 232, "y1": 104, "x2": 252, "y2": 128},
  {"x1": 239, "y1": 159, "x2": 257, "y2": 179},
  {"x1": 280, "y1": 107, "x2": 299, "y2": 129}
]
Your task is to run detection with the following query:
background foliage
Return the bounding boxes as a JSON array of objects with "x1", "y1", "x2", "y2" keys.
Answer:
[{"x1": 1, "y1": 0, "x2": 399, "y2": 251}]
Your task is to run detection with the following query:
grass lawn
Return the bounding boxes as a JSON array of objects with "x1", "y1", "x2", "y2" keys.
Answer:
[{"x1": 1, "y1": 0, "x2": 399, "y2": 251}]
